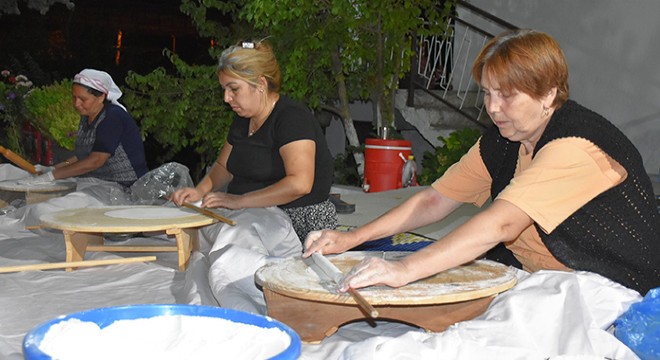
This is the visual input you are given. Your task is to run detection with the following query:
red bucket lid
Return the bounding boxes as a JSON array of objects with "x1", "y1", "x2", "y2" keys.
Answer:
[{"x1": 365, "y1": 138, "x2": 412, "y2": 147}]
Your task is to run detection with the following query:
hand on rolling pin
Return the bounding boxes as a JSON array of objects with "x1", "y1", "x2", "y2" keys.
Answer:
[
  {"x1": 200, "y1": 191, "x2": 243, "y2": 210},
  {"x1": 337, "y1": 256, "x2": 411, "y2": 292},
  {"x1": 17, "y1": 171, "x2": 54, "y2": 185},
  {"x1": 303, "y1": 229, "x2": 360, "y2": 257},
  {"x1": 34, "y1": 164, "x2": 55, "y2": 174},
  {"x1": 170, "y1": 187, "x2": 242, "y2": 210},
  {"x1": 170, "y1": 187, "x2": 204, "y2": 206}
]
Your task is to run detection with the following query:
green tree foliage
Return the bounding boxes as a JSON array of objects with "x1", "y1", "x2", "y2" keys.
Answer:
[
  {"x1": 418, "y1": 128, "x2": 482, "y2": 185},
  {"x1": 0, "y1": 70, "x2": 33, "y2": 156},
  {"x1": 244, "y1": 0, "x2": 452, "y2": 126},
  {"x1": 241, "y1": 0, "x2": 454, "y2": 178},
  {"x1": 23, "y1": 79, "x2": 79, "y2": 150},
  {"x1": 0, "y1": 0, "x2": 74, "y2": 16},
  {"x1": 123, "y1": 50, "x2": 232, "y2": 180},
  {"x1": 121, "y1": 1, "x2": 244, "y2": 181},
  {"x1": 125, "y1": 0, "x2": 456, "y2": 182}
]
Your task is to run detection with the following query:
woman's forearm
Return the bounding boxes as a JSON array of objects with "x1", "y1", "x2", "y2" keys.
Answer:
[
  {"x1": 400, "y1": 199, "x2": 532, "y2": 283},
  {"x1": 352, "y1": 187, "x2": 462, "y2": 246}
]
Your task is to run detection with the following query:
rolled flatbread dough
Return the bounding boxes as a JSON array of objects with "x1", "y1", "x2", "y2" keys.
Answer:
[{"x1": 104, "y1": 207, "x2": 197, "y2": 220}]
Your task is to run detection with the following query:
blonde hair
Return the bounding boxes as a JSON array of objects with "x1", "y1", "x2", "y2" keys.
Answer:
[
  {"x1": 217, "y1": 39, "x2": 281, "y2": 93},
  {"x1": 472, "y1": 29, "x2": 569, "y2": 108}
]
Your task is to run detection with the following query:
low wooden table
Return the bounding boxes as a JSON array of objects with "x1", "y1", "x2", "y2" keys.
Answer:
[
  {"x1": 255, "y1": 252, "x2": 517, "y2": 343},
  {"x1": 0, "y1": 180, "x2": 76, "y2": 207},
  {"x1": 39, "y1": 206, "x2": 217, "y2": 271}
]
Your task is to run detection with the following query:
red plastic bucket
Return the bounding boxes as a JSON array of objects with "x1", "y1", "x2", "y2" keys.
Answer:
[{"x1": 363, "y1": 138, "x2": 412, "y2": 192}]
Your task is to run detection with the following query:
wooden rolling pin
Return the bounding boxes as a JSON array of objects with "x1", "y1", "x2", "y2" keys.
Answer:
[
  {"x1": 0, "y1": 256, "x2": 157, "y2": 273},
  {"x1": 0, "y1": 145, "x2": 37, "y2": 174},
  {"x1": 181, "y1": 202, "x2": 236, "y2": 226}
]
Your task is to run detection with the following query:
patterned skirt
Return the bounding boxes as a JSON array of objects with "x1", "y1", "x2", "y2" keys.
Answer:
[{"x1": 281, "y1": 199, "x2": 338, "y2": 242}]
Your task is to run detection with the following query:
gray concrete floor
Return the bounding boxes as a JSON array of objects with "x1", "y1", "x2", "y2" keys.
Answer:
[{"x1": 330, "y1": 185, "x2": 479, "y2": 240}]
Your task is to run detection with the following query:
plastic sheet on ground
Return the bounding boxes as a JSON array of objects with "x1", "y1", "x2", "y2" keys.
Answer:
[{"x1": 0, "y1": 163, "x2": 644, "y2": 359}]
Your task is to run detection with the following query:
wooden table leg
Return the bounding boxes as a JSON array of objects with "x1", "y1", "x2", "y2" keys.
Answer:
[
  {"x1": 167, "y1": 227, "x2": 199, "y2": 271},
  {"x1": 62, "y1": 230, "x2": 103, "y2": 271},
  {"x1": 263, "y1": 288, "x2": 494, "y2": 343}
]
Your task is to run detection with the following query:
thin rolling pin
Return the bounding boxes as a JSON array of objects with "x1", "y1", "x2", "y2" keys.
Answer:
[
  {"x1": 0, "y1": 145, "x2": 37, "y2": 174},
  {"x1": 0, "y1": 256, "x2": 157, "y2": 273},
  {"x1": 348, "y1": 287, "x2": 379, "y2": 318},
  {"x1": 181, "y1": 202, "x2": 236, "y2": 226}
]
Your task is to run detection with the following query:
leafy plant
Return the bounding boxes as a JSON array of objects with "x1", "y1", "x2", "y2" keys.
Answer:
[
  {"x1": 23, "y1": 79, "x2": 79, "y2": 150},
  {"x1": 0, "y1": 69, "x2": 34, "y2": 156},
  {"x1": 123, "y1": 49, "x2": 233, "y2": 181},
  {"x1": 181, "y1": 0, "x2": 456, "y2": 180},
  {"x1": 255, "y1": 0, "x2": 456, "y2": 179},
  {"x1": 418, "y1": 127, "x2": 482, "y2": 185},
  {"x1": 0, "y1": 0, "x2": 74, "y2": 16}
]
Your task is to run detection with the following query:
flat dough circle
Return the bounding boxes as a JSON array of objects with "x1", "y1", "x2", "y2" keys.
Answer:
[
  {"x1": 104, "y1": 207, "x2": 197, "y2": 220},
  {"x1": 0, "y1": 179, "x2": 76, "y2": 192}
]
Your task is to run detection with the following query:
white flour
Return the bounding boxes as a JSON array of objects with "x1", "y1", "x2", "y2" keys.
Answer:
[{"x1": 37, "y1": 315, "x2": 292, "y2": 360}]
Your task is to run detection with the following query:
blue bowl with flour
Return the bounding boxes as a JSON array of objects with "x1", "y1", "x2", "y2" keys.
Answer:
[{"x1": 23, "y1": 304, "x2": 301, "y2": 360}]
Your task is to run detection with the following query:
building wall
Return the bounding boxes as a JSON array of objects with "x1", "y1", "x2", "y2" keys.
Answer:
[{"x1": 465, "y1": 0, "x2": 660, "y2": 174}]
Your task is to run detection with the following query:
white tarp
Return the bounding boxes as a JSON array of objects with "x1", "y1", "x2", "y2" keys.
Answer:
[{"x1": 0, "y1": 164, "x2": 643, "y2": 359}]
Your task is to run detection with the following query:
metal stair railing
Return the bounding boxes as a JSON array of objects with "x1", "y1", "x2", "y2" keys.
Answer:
[{"x1": 406, "y1": 0, "x2": 517, "y2": 129}]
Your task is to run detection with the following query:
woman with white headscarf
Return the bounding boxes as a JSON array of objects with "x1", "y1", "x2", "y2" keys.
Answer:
[{"x1": 24, "y1": 69, "x2": 148, "y2": 187}]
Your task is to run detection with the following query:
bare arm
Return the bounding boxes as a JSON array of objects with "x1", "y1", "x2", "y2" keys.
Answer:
[
  {"x1": 338, "y1": 198, "x2": 533, "y2": 291},
  {"x1": 171, "y1": 143, "x2": 234, "y2": 205},
  {"x1": 53, "y1": 156, "x2": 78, "y2": 169},
  {"x1": 173, "y1": 139, "x2": 316, "y2": 209},
  {"x1": 303, "y1": 187, "x2": 463, "y2": 256},
  {"x1": 51, "y1": 152, "x2": 109, "y2": 180}
]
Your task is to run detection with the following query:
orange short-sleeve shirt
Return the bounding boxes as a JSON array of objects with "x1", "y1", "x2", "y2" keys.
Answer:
[{"x1": 432, "y1": 137, "x2": 626, "y2": 272}]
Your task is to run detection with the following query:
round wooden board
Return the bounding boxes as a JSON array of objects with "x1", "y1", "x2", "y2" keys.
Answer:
[
  {"x1": 256, "y1": 252, "x2": 517, "y2": 305},
  {"x1": 0, "y1": 179, "x2": 76, "y2": 193},
  {"x1": 39, "y1": 206, "x2": 217, "y2": 233}
]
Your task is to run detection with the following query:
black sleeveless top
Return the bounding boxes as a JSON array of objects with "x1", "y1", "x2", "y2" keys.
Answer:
[{"x1": 480, "y1": 100, "x2": 659, "y2": 294}]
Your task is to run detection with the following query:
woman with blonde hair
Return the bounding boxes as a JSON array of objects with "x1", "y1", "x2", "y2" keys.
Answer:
[{"x1": 172, "y1": 39, "x2": 336, "y2": 313}]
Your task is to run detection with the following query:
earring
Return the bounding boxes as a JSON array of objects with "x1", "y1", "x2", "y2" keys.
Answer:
[
  {"x1": 259, "y1": 88, "x2": 264, "y2": 93},
  {"x1": 542, "y1": 106, "x2": 550, "y2": 117}
]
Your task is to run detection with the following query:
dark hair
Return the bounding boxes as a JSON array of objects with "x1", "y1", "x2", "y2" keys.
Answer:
[{"x1": 73, "y1": 82, "x2": 105, "y2": 98}]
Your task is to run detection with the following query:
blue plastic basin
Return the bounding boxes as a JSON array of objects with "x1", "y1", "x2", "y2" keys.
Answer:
[{"x1": 23, "y1": 304, "x2": 301, "y2": 360}]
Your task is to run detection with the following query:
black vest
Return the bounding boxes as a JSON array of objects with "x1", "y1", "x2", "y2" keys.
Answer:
[{"x1": 480, "y1": 100, "x2": 659, "y2": 294}]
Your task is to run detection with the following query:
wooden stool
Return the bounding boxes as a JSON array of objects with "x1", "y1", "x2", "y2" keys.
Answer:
[
  {"x1": 0, "y1": 180, "x2": 76, "y2": 207},
  {"x1": 255, "y1": 252, "x2": 517, "y2": 343},
  {"x1": 39, "y1": 206, "x2": 217, "y2": 271}
]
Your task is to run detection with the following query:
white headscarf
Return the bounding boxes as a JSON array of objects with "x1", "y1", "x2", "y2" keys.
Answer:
[{"x1": 73, "y1": 69, "x2": 127, "y2": 111}]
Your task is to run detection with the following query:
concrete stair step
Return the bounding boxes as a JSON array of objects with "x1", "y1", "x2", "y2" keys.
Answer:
[{"x1": 395, "y1": 90, "x2": 487, "y2": 147}]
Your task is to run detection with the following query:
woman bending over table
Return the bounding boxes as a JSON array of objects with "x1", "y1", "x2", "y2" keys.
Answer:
[
  {"x1": 304, "y1": 29, "x2": 659, "y2": 296},
  {"x1": 171, "y1": 39, "x2": 337, "y2": 313}
]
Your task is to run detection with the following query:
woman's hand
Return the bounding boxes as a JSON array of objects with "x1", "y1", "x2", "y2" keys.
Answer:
[
  {"x1": 170, "y1": 187, "x2": 204, "y2": 206},
  {"x1": 201, "y1": 192, "x2": 244, "y2": 210},
  {"x1": 303, "y1": 230, "x2": 358, "y2": 257},
  {"x1": 337, "y1": 257, "x2": 410, "y2": 292}
]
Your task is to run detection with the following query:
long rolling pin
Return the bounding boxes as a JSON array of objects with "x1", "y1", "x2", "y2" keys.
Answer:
[
  {"x1": 0, "y1": 145, "x2": 37, "y2": 174},
  {"x1": 0, "y1": 256, "x2": 157, "y2": 273},
  {"x1": 181, "y1": 202, "x2": 236, "y2": 226}
]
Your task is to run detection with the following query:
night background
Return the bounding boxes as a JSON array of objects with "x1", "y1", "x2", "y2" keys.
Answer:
[
  {"x1": 1, "y1": 0, "x2": 224, "y2": 171},
  {"x1": 0, "y1": 0, "x2": 213, "y2": 86}
]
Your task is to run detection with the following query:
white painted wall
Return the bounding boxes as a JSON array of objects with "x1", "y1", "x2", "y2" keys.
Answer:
[{"x1": 465, "y1": 0, "x2": 660, "y2": 174}]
